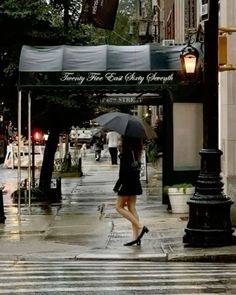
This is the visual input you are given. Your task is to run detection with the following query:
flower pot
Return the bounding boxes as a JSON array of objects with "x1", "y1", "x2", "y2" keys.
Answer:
[{"x1": 168, "y1": 187, "x2": 195, "y2": 213}]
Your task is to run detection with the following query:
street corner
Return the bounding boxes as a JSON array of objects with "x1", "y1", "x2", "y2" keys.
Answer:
[{"x1": 167, "y1": 245, "x2": 236, "y2": 262}]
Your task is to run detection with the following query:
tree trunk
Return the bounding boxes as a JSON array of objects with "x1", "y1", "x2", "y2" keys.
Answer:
[{"x1": 39, "y1": 127, "x2": 59, "y2": 201}]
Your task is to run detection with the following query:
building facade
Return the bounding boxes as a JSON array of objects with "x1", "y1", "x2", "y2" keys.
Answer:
[
  {"x1": 161, "y1": 0, "x2": 236, "y2": 223},
  {"x1": 136, "y1": 1, "x2": 236, "y2": 224},
  {"x1": 220, "y1": 0, "x2": 236, "y2": 224},
  {"x1": 136, "y1": 0, "x2": 199, "y2": 45}
]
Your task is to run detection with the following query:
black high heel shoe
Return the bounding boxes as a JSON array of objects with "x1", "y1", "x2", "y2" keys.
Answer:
[
  {"x1": 124, "y1": 239, "x2": 141, "y2": 246},
  {"x1": 123, "y1": 226, "x2": 149, "y2": 247},
  {"x1": 137, "y1": 226, "x2": 149, "y2": 241}
]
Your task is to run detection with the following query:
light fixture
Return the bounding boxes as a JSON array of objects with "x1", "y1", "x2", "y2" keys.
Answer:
[{"x1": 180, "y1": 44, "x2": 199, "y2": 74}]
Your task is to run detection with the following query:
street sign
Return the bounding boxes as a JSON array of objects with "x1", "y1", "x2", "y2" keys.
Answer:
[
  {"x1": 101, "y1": 96, "x2": 142, "y2": 105},
  {"x1": 101, "y1": 94, "x2": 161, "y2": 106},
  {"x1": 200, "y1": 0, "x2": 209, "y2": 22}
]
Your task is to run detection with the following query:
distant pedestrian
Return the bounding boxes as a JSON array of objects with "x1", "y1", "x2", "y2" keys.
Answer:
[
  {"x1": 90, "y1": 133, "x2": 104, "y2": 161},
  {"x1": 113, "y1": 136, "x2": 149, "y2": 246},
  {"x1": 106, "y1": 130, "x2": 121, "y2": 165}
]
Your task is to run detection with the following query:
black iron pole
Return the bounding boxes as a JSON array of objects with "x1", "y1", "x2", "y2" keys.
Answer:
[
  {"x1": 0, "y1": 189, "x2": 6, "y2": 223},
  {"x1": 183, "y1": 0, "x2": 236, "y2": 246},
  {"x1": 32, "y1": 141, "x2": 35, "y2": 188}
]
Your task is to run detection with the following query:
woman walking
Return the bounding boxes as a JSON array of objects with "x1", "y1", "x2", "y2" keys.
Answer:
[{"x1": 113, "y1": 136, "x2": 149, "y2": 246}]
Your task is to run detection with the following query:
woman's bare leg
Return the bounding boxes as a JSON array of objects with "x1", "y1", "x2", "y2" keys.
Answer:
[
  {"x1": 127, "y1": 196, "x2": 141, "y2": 239},
  {"x1": 115, "y1": 195, "x2": 141, "y2": 239}
]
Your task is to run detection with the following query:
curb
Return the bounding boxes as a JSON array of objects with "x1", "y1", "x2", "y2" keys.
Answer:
[
  {"x1": 167, "y1": 253, "x2": 236, "y2": 263},
  {"x1": 0, "y1": 252, "x2": 236, "y2": 263},
  {"x1": 75, "y1": 253, "x2": 167, "y2": 261}
]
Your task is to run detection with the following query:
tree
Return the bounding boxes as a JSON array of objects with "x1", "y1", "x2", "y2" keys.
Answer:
[
  {"x1": 33, "y1": 92, "x2": 99, "y2": 199},
  {"x1": 49, "y1": 0, "x2": 82, "y2": 32},
  {"x1": 79, "y1": 0, "x2": 139, "y2": 45},
  {"x1": 0, "y1": 0, "x2": 100, "y2": 200},
  {"x1": 0, "y1": 0, "x2": 62, "y2": 122},
  {"x1": 118, "y1": 0, "x2": 136, "y2": 15}
]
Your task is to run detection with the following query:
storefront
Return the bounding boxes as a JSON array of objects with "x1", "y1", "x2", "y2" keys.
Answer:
[{"x1": 18, "y1": 43, "x2": 203, "y2": 203}]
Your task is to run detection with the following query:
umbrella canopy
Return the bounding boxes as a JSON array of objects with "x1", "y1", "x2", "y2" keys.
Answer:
[{"x1": 94, "y1": 112, "x2": 157, "y2": 139}]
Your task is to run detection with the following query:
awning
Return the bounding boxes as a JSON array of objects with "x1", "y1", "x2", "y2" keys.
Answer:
[{"x1": 18, "y1": 44, "x2": 201, "y2": 92}]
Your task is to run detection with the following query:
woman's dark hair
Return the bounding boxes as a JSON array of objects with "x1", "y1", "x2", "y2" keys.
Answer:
[{"x1": 122, "y1": 136, "x2": 143, "y2": 160}]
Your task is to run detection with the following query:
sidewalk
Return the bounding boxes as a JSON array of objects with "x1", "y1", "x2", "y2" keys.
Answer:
[{"x1": 0, "y1": 151, "x2": 236, "y2": 262}]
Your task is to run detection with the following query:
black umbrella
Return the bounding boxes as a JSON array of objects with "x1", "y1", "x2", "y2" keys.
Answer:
[{"x1": 94, "y1": 112, "x2": 157, "y2": 139}]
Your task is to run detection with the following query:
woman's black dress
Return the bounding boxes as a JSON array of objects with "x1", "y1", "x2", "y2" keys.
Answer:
[{"x1": 113, "y1": 150, "x2": 142, "y2": 196}]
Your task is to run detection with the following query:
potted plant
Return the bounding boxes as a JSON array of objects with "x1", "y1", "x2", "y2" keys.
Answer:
[{"x1": 164, "y1": 183, "x2": 195, "y2": 213}]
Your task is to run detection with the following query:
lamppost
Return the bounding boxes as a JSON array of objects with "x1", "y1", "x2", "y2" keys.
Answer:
[
  {"x1": 180, "y1": 43, "x2": 199, "y2": 74},
  {"x1": 182, "y1": 0, "x2": 236, "y2": 246}
]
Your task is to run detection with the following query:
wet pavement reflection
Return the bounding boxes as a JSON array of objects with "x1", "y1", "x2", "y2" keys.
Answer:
[{"x1": 0, "y1": 151, "x2": 164, "y2": 252}]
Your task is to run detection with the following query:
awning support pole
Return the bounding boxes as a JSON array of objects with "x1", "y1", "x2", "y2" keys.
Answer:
[
  {"x1": 17, "y1": 90, "x2": 22, "y2": 217},
  {"x1": 28, "y1": 91, "x2": 32, "y2": 212}
]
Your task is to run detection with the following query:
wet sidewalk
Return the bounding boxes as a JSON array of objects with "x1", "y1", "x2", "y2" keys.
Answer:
[{"x1": 0, "y1": 150, "x2": 236, "y2": 262}]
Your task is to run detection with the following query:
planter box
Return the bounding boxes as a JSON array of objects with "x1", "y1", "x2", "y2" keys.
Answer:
[{"x1": 168, "y1": 187, "x2": 195, "y2": 213}]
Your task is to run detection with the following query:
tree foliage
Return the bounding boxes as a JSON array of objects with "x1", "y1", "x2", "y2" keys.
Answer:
[
  {"x1": 0, "y1": 0, "x2": 101, "y2": 126},
  {"x1": 118, "y1": 0, "x2": 136, "y2": 15}
]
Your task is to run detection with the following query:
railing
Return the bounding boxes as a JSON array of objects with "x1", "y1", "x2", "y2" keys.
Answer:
[{"x1": 3, "y1": 144, "x2": 82, "y2": 169}]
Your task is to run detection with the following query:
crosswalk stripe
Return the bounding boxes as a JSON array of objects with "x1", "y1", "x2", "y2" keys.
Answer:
[
  {"x1": 0, "y1": 278, "x2": 231, "y2": 285},
  {"x1": 3, "y1": 258, "x2": 236, "y2": 269},
  {"x1": 0, "y1": 285, "x2": 235, "y2": 294},
  {"x1": 1, "y1": 269, "x2": 236, "y2": 274},
  {"x1": 0, "y1": 277, "x2": 230, "y2": 282}
]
